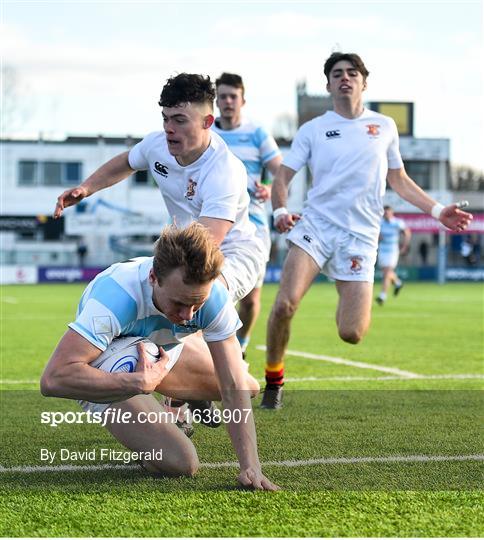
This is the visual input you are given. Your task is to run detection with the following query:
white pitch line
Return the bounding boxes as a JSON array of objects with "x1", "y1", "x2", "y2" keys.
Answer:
[
  {"x1": 256, "y1": 345, "x2": 421, "y2": 378},
  {"x1": 1, "y1": 296, "x2": 18, "y2": 304},
  {"x1": 262, "y1": 374, "x2": 484, "y2": 383},
  {"x1": 0, "y1": 463, "x2": 140, "y2": 473},
  {"x1": 259, "y1": 454, "x2": 484, "y2": 468},
  {"x1": 0, "y1": 380, "x2": 39, "y2": 384},
  {"x1": 1, "y1": 454, "x2": 482, "y2": 474},
  {"x1": 2, "y1": 373, "x2": 483, "y2": 386}
]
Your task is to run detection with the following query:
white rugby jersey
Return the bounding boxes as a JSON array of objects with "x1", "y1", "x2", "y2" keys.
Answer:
[
  {"x1": 284, "y1": 109, "x2": 404, "y2": 247},
  {"x1": 129, "y1": 130, "x2": 261, "y2": 252},
  {"x1": 69, "y1": 257, "x2": 241, "y2": 351},
  {"x1": 212, "y1": 118, "x2": 281, "y2": 229},
  {"x1": 379, "y1": 217, "x2": 406, "y2": 256}
]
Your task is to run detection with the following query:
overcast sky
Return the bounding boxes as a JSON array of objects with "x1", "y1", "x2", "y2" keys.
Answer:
[{"x1": 1, "y1": 0, "x2": 483, "y2": 169}]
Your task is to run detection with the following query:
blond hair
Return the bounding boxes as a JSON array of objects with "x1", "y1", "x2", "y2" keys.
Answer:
[{"x1": 153, "y1": 223, "x2": 224, "y2": 285}]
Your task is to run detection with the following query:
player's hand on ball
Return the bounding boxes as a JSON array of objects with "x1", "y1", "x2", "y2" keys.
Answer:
[
  {"x1": 238, "y1": 467, "x2": 280, "y2": 491},
  {"x1": 439, "y1": 202, "x2": 473, "y2": 232},
  {"x1": 135, "y1": 342, "x2": 170, "y2": 394},
  {"x1": 274, "y1": 212, "x2": 301, "y2": 233},
  {"x1": 54, "y1": 185, "x2": 89, "y2": 218}
]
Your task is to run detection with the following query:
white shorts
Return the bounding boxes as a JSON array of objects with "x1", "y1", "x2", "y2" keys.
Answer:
[
  {"x1": 287, "y1": 215, "x2": 377, "y2": 282},
  {"x1": 377, "y1": 250, "x2": 399, "y2": 269},
  {"x1": 221, "y1": 240, "x2": 267, "y2": 303},
  {"x1": 253, "y1": 225, "x2": 271, "y2": 289},
  {"x1": 78, "y1": 337, "x2": 184, "y2": 415}
]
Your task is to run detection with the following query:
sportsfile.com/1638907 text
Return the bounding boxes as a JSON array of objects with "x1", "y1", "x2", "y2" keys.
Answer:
[{"x1": 40, "y1": 408, "x2": 252, "y2": 428}]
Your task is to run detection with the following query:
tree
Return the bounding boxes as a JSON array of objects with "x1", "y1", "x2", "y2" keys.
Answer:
[
  {"x1": 1, "y1": 64, "x2": 28, "y2": 137},
  {"x1": 272, "y1": 112, "x2": 297, "y2": 141},
  {"x1": 451, "y1": 164, "x2": 484, "y2": 191}
]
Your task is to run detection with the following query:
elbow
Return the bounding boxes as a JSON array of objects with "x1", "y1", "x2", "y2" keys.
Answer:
[
  {"x1": 40, "y1": 371, "x2": 61, "y2": 397},
  {"x1": 40, "y1": 374, "x2": 52, "y2": 397}
]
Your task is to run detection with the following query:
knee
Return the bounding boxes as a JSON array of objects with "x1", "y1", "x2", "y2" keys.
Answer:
[
  {"x1": 241, "y1": 294, "x2": 259, "y2": 311},
  {"x1": 272, "y1": 297, "x2": 299, "y2": 320},
  {"x1": 143, "y1": 448, "x2": 200, "y2": 478},
  {"x1": 180, "y1": 455, "x2": 200, "y2": 477},
  {"x1": 173, "y1": 444, "x2": 200, "y2": 477},
  {"x1": 246, "y1": 375, "x2": 260, "y2": 398},
  {"x1": 338, "y1": 327, "x2": 364, "y2": 345}
]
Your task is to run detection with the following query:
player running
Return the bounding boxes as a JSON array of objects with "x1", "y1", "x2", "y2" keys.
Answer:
[
  {"x1": 213, "y1": 72, "x2": 282, "y2": 358},
  {"x1": 376, "y1": 205, "x2": 411, "y2": 305},
  {"x1": 53, "y1": 73, "x2": 266, "y2": 305},
  {"x1": 262, "y1": 52, "x2": 473, "y2": 409}
]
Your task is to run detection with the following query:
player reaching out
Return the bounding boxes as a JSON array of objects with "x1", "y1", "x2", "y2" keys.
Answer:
[
  {"x1": 54, "y1": 73, "x2": 266, "y2": 306},
  {"x1": 53, "y1": 73, "x2": 269, "y2": 426},
  {"x1": 41, "y1": 223, "x2": 279, "y2": 490}
]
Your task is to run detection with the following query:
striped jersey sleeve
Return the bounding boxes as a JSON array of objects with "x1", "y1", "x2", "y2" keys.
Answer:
[
  {"x1": 196, "y1": 281, "x2": 242, "y2": 342},
  {"x1": 69, "y1": 274, "x2": 138, "y2": 351}
]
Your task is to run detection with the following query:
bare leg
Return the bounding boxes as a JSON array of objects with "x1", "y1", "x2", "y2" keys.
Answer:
[
  {"x1": 155, "y1": 334, "x2": 259, "y2": 400},
  {"x1": 237, "y1": 286, "x2": 262, "y2": 348},
  {"x1": 335, "y1": 280, "x2": 373, "y2": 344},
  {"x1": 381, "y1": 267, "x2": 395, "y2": 296},
  {"x1": 105, "y1": 394, "x2": 199, "y2": 477},
  {"x1": 266, "y1": 246, "x2": 320, "y2": 367}
]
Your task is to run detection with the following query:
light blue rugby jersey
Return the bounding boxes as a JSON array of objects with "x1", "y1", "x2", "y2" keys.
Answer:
[
  {"x1": 69, "y1": 257, "x2": 241, "y2": 351},
  {"x1": 379, "y1": 218, "x2": 406, "y2": 256},
  {"x1": 212, "y1": 118, "x2": 281, "y2": 229}
]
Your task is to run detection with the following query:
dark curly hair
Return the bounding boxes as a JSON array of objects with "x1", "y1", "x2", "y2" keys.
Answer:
[
  {"x1": 158, "y1": 73, "x2": 215, "y2": 109},
  {"x1": 323, "y1": 53, "x2": 369, "y2": 82},
  {"x1": 215, "y1": 72, "x2": 245, "y2": 97}
]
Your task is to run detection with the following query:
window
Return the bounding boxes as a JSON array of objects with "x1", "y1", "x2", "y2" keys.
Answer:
[
  {"x1": 18, "y1": 161, "x2": 38, "y2": 185},
  {"x1": 42, "y1": 161, "x2": 62, "y2": 185},
  {"x1": 403, "y1": 161, "x2": 431, "y2": 190},
  {"x1": 18, "y1": 160, "x2": 82, "y2": 186},
  {"x1": 65, "y1": 162, "x2": 82, "y2": 183}
]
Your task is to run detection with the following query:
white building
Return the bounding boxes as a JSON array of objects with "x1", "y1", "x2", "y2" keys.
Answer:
[
  {"x1": 1, "y1": 131, "x2": 481, "y2": 275},
  {"x1": 0, "y1": 135, "x2": 307, "y2": 269},
  {"x1": 1, "y1": 135, "x2": 170, "y2": 267}
]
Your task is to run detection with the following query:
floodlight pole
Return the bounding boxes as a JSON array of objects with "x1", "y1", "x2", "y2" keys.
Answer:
[{"x1": 437, "y1": 228, "x2": 446, "y2": 284}]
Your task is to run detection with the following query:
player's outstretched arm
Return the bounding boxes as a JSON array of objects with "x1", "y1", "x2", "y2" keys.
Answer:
[
  {"x1": 387, "y1": 168, "x2": 473, "y2": 232},
  {"x1": 53, "y1": 151, "x2": 135, "y2": 218},
  {"x1": 208, "y1": 336, "x2": 280, "y2": 491},
  {"x1": 237, "y1": 468, "x2": 279, "y2": 491}
]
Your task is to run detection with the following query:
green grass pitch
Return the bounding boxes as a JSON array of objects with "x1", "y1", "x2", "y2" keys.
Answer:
[{"x1": 1, "y1": 281, "x2": 483, "y2": 537}]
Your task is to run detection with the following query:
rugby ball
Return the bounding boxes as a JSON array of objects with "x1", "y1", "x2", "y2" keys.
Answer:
[{"x1": 90, "y1": 336, "x2": 160, "y2": 373}]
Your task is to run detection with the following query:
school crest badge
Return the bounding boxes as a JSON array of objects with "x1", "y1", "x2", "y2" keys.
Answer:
[
  {"x1": 350, "y1": 256, "x2": 363, "y2": 274},
  {"x1": 366, "y1": 124, "x2": 380, "y2": 137},
  {"x1": 185, "y1": 178, "x2": 197, "y2": 200}
]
